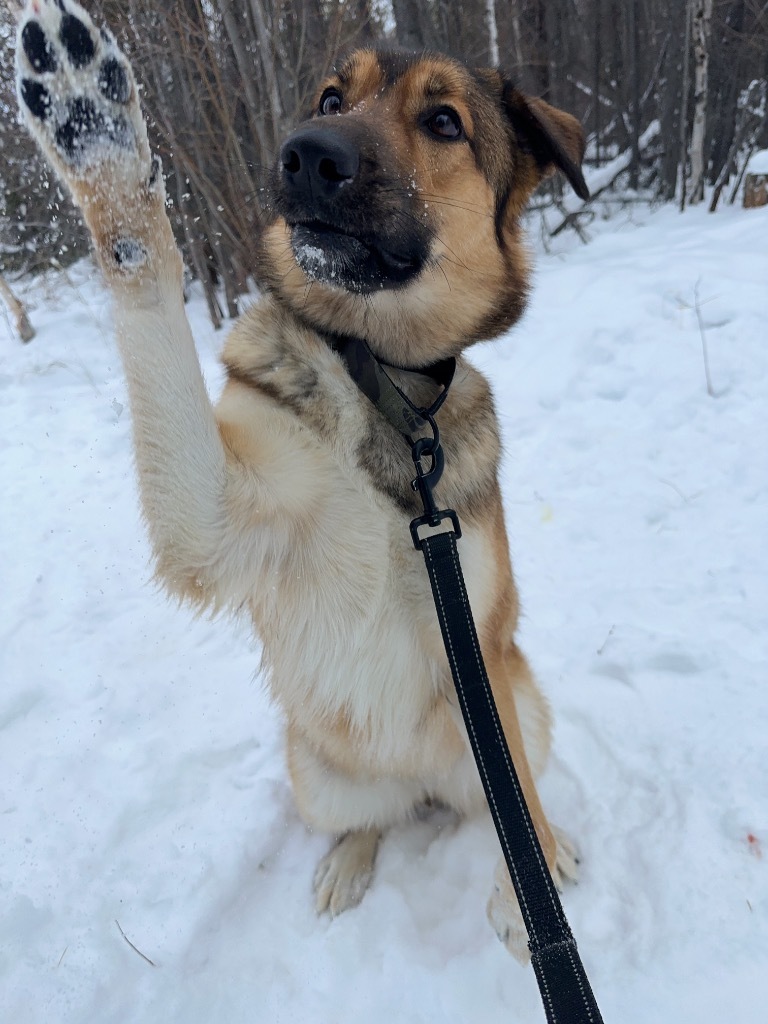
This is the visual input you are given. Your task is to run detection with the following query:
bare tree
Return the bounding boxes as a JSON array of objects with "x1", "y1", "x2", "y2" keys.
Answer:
[
  {"x1": 689, "y1": 0, "x2": 714, "y2": 202},
  {"x1": 485, "y1": 0, "x2": 500, "y2": 66},
  {"x1": 679, "y1": 0, "x2": 693, "y2": 210}
]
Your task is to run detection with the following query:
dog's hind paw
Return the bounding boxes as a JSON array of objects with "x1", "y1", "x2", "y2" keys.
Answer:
[
  {"x1": 552, "y1": 824, "x2": 580, "y2": 889},
  {"x1": 487, "y1": 856, "x2": 531, "y2": 965},
  {"x1": 487, "y1": 827, "x2": 581, "y2": 963},
  {"x1": 314, "y1": 829, "x2": 380, "y2": 918},
  {"x1": 16, "y1": 0, "x2": 152, "y2": 191}
]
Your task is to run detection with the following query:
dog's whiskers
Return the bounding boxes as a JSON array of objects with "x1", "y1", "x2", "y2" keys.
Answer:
[
  {"x1": 378, "y1": 186, "x2": 492, "y2": 219},
  {"x1": 431, "y1": 258, "x2": 453, "y2": 292}
]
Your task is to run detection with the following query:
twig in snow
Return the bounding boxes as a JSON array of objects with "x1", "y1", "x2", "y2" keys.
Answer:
[
  {"x1": 596, "y1": 625, "x2": 616, "y2": 656},
  {"x1": 659, "y1": 479, "x2": 701, "y2": 504},
  {"x1": 693, "y1": 280, "x2": 715, "y2": 397},
  {"x1": 0, "y1": 274, "x2": 35, "y2": 343},
  {"x1": 115, "y1": 920, "x2": 157, "y2": 968},
  {"x1": 56, "y1": 947, "x2": 68, "y2": 968}
]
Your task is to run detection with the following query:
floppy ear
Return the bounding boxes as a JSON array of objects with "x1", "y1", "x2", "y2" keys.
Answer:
[{"x1": 503, "y1": 84, "x2": 590, "y2": 200}]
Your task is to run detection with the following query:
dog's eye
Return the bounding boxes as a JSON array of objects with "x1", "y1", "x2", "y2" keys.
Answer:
[
  {"x1": 319, "y1": 89, "x2": 342, "y2": 116},
  {"x1": 425, "y1": 108, "x2": 463, "y2": 140}
]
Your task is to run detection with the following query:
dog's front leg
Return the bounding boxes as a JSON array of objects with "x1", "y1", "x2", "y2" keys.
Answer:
[{"x1": 14, "y1": 1, "x2": 256, "y2": 599}]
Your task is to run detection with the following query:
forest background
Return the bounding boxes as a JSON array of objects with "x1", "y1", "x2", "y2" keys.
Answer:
[{"x1": 1, "y1": 0, "x2": 767, "y2": 326}]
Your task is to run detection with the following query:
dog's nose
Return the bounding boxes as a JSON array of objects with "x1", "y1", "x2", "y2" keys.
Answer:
[{"x1": 280, "y1": 128, "x2": 359, "y2": 198}]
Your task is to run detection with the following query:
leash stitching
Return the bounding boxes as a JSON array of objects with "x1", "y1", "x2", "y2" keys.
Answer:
[
  {"x1": 425, "y1": 537, "x2": 538, "y2": 936},
  {"x1": 445, "y1": 535, "x2": 565, "y2": 929}
]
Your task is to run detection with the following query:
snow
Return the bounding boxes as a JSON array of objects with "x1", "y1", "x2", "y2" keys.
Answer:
[
  {"x1": 2, "y1": 202, "x2": 767, "y2": 1022},
  {"x1": 295, "y1": 242, "x2": 328, "y2": 266},
  {"x1": 746, "y1": 148, "x2": 768, "y2": 175}
]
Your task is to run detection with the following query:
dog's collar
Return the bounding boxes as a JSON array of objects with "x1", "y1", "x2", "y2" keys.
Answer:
[{"x1": 324, "y1": 332, "x2": 455, "y2": 440}]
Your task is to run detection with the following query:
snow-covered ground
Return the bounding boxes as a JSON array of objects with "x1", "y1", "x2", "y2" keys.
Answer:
[{"x1": 1, "y1": 202, "x2": 766, "y2": 1023}]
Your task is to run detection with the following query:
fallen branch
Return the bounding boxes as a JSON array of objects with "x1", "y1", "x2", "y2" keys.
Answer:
[
  {"x1": 0, "y1": 274, "x2": 35, "y2": 343},
  {"x1": 114, "y1": 920, "x2": 157, "y2": 968},
  {"x1": 550, "y1": 121, "x2": 661, "y2": 238}
]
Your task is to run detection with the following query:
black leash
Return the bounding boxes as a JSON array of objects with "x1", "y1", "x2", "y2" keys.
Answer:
[{"x1": 331, "y1": 333, "x2": 605, "y2": 1024}]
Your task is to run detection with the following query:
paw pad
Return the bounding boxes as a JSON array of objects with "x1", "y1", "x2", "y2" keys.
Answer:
[
  {"x1": 20, "y1": 79, "x2": 52, "y2": 121},
  {"x1": 53, "y1": 95, "x2": 130, "y2": 158},
  {"x1": 98, "y1": 58, "x2": 130, "y2": 104},
  {"x1": 59, "y1": 12, "x2": 95, "y2": 69},
  {"x1": 22, "y1": 20, "x2": 58, "y2": 73},
  {"x1": 113, "y1": 238, "x2": 148, "y2": 268}
]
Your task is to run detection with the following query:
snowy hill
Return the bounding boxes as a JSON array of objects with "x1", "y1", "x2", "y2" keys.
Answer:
[{"x1": 1, "y1": 203, "x2": 767, "y2": 1023}]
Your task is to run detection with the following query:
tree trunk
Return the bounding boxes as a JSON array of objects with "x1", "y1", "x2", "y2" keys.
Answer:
[
  {"x1": 707, "y1": 0, "x2": 745, "y2": 189},
  {"x1": 688, "y1": 0, "x2": 713, "y2": 203},
  {"x1": 593, "y1": 0, "x2": 602, "y2": 166},
  {"x1": 485, "y1": 0, "x2": 499, "y2": 66},
  {"x1": 679, "y1": 0, "x2": 693, "y2": 211},
  {"x1": 219, "y1": 0, "x2": 270, "y2": 157},
  {"x1": 171, "y1": 157, "x2": 223, "y2": 329},
  {"x1": 392, "y1": 0, "x2": 433, "y2": 50},
  {"x1": 248, "y1": 0, "x2": 284, "y2": 151},
  {"x1": 509, "y1": 1, "x2": 525, "y2": 76},
  {"x1": 627, "y1": 1, "x2": 641, "y2": 189}
]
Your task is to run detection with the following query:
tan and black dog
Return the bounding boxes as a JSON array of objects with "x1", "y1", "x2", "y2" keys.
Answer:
[{"x1": 16, "y1": 0, "x2": 588, "y2": 962}]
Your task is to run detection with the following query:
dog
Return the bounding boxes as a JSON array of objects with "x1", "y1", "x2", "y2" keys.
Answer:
[{"x1": 16, "y1": 0, "x2": 589, "y2": 963}]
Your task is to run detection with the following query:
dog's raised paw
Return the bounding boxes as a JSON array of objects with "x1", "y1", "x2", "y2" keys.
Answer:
[{"x1": 15, "y1": 0, "x2": 148, "y2": 179}]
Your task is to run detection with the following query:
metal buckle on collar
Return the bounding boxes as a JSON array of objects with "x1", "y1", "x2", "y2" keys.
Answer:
[{"x1": 409, "y1": 419, "x2": 462, "y2": 550}]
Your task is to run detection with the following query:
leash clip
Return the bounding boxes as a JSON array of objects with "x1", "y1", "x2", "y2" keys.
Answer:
[{"x1": 409, "y1": 419, "x2": 461, "y2": 550}]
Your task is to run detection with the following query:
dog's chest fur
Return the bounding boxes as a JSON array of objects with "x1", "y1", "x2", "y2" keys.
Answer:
[{"x1": 216, "y1": 297, "x2": 502, "y2": 771}]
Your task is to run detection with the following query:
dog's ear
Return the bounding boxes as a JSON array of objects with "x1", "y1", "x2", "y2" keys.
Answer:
[{"x1": 502, "y1": 83, "x2": 589, "y2": 200}]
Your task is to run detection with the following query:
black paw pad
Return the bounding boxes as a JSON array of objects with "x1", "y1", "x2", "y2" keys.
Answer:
[
  {"x1": 54, "y1": 96, "x2": 130, "y2": 158},
  {"x1": 59, "y1": 13, "x2": 95, "y2": 69},
  {"x1": 113, "y1": 238, "x2": 148, "y2": 267},
  {"x1": 21, "y1": 79, "x2": 52, "y2": 121},
  {"x1": 22, "y1": 21, "x2": 58, "y2": 73},
  {"x1": 98, "y1": 58, "x2": 130, "y2": 104},
  {"x1": 55, "y1": 96, "x2": 99, "y2": 156}
]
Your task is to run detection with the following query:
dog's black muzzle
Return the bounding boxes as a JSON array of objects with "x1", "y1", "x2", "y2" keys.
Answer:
[{"x1": 275, "y1": 119, "x2": 432, "y2": 293}]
